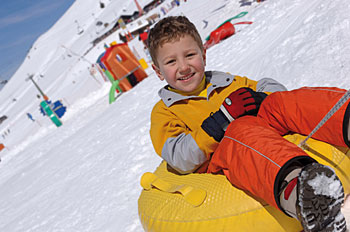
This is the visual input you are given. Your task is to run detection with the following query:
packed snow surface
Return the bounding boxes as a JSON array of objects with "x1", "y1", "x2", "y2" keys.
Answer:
[{"x1": 0, "y1": 0, "x2": 350, "y2": 231}]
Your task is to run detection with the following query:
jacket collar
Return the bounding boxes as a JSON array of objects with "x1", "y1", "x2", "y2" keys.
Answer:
[{"x1": 158, "y1": 71, "x2": 234, "y2": 107}]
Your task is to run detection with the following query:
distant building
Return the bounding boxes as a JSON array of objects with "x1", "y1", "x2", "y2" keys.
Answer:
[{"x1": 91, "y1": 0, "x2": 163, "y2": 46}]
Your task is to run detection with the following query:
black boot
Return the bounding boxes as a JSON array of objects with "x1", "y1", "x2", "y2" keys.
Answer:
[{"x1": 296, "y1": 163, "x2": 346, "y2": 232}]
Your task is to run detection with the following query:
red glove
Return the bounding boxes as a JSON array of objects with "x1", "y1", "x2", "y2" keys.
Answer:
[
  {"x1": 201, "y1": 87, "x2": 267, "y2": 142},
  {"x1": 220, "y1": 87, "x2": 267, "y2": 121}
]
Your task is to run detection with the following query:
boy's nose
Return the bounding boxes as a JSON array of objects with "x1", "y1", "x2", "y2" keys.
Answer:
[{"x1": 178, "y1": 60, "x2": 190, "y2": 73}]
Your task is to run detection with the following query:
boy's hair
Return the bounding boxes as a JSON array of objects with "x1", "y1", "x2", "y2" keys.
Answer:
[{"x1": 147, "y1": 16, "x2": 204, "y2": 67}]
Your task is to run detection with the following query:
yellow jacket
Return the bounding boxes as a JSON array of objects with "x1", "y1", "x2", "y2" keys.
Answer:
[{"x1": 150, "y1": 71, "x2": 286, "y2": 174}]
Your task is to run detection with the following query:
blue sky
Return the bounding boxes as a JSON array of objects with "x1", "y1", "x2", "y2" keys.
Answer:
[{"x1": 0, "y1": 0, "x2": 75, "y2": 82}]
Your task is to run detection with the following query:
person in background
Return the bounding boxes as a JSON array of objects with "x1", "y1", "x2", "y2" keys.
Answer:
[
  {"x1": 27, "y1": 113, "x2": 35, "y2": 122},
  {"x1": 139, "y1": 28, "x2": 149, "y2": 47}
]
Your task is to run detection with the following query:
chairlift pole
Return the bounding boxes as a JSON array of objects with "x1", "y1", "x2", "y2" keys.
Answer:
[{"x1": 27, "y1": 74, "x2": 49, "y2": 101}]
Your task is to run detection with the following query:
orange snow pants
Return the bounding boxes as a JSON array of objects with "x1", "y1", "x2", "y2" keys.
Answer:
[{"x1": 207, "y1": 87, "x2": 350, "y2": 211}]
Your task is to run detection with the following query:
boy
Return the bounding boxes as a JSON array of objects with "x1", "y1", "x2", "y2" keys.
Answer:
[{"x1": 148, "y1": 16, "x2": 348, "y2": 232}]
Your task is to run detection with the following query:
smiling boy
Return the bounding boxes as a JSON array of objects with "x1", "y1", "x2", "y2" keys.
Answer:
[
  {"x1": 148, "y1": 16, "x2": 347, "y2": 232},
  {"x1": 148, "y1": 16, "x2": 284, "y2": 174},
  {"x1": 152, "y1": 33, "x2": 206, "y2": 93}
]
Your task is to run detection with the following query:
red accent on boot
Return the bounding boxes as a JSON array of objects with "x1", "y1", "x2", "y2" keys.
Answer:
[{"x1": 284, "y1": 177, "x2": 298, "y2": 200}]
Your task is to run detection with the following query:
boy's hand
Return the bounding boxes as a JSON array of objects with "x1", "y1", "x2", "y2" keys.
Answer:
[
  {"x1": 201, "y1": 87, "x2": 267, "y2": 142},
  {"x1": 220, "y1": 87, "x2": 267, "y2": 121}
]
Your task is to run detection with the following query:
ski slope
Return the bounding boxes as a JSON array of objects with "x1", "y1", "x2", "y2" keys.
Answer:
[{"x1": 0, "y1": 0, "x2": 350, "y2": 231}]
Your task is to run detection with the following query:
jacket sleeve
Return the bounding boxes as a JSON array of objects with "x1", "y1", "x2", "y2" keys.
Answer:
[
  {"x1": 256, "y1": 78, "x2": 288, "y2": 92},
  {"x1": 150, "y1": 102, "x2": 216, "y2": 174}
]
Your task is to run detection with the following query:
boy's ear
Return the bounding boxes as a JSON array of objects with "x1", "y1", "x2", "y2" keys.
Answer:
[
  {"x1": 152, "y1": 64, "x2": 164, "y2": 81},
  {"x1": 202, "y1": 48, "x2": 207, "y2": 66}
]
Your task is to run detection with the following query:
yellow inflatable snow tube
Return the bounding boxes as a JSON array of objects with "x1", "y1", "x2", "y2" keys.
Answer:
[{"x1": 138, "y1": 134, "x2": 350, "y2": 232}]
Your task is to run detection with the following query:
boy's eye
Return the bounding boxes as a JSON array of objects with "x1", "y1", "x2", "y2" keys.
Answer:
[
  {"x1": 186, "y1": 53, "x2": 196, "y2": 57},
  {"x1": 165, "y1": 59, "x2": 175, "y2": 65}
]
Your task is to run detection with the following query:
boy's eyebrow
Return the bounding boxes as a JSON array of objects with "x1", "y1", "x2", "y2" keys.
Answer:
[
  {"x1": 161, "y1": 48, "x2": 198, "y2": 61},
  {"x1": 159, "y1": 55, "x2": 175, "y2": 63}
]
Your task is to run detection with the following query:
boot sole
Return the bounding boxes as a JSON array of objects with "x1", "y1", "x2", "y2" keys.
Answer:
[{"x1": 297, "y1": 163, "x2": 347, "y2": 232}]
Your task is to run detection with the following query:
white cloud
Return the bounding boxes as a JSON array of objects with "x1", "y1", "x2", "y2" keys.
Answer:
[{"x1": 0, "y1": 2, "x2": 64, "y2": 29}]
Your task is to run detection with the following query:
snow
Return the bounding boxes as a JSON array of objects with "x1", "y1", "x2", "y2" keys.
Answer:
[
  {"x1": 307, "y1": 172, "x2": 342, "y2": 198},
  {"x1": 0, "y1": 0, "x2": 350, "y2": 231}
]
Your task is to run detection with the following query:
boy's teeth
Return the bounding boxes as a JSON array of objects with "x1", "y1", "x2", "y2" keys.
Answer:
[{"x1": 179, "y1": 74, "x2": 193, "y2": 80}]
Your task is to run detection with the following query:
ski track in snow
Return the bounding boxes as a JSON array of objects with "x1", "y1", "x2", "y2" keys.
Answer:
[{"x1": 0, "y1": 0, "x2": 350, "y2": 231}]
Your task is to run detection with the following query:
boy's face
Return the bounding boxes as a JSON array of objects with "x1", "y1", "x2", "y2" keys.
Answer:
[{"x1": 152, "y1": 35, "x2": 206, "y2": 93}]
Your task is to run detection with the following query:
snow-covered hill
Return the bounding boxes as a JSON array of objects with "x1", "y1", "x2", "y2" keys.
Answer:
[{"x1": 0, "y1": 0, "x2": 350, "y2": 231}]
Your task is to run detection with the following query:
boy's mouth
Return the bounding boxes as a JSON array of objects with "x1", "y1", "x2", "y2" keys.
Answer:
[{"x1": 178, "y1": 73, "x2": 195, "y2": 81}]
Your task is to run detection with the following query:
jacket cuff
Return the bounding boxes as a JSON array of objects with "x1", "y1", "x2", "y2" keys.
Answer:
[{"x1": 201, "y1": 110, "x2": 230, "y2": 142}]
